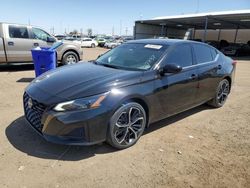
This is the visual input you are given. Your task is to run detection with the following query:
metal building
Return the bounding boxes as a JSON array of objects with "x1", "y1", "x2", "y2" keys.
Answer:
[{"x1": 134, "y1": 10, "x2": 250, "y2": 43}]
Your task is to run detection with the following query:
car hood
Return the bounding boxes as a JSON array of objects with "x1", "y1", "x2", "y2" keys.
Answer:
[{"x1": 26, "y1": 62, "x2": 143, "y2": 104}]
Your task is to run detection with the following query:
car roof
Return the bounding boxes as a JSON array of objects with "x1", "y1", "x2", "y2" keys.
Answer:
[{"x1": 126, "y1": 38, "x2": 208, "y2": 46}]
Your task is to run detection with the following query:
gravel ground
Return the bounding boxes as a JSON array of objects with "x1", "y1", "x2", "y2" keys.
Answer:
[{"x1": 0, "y1": 48, "x2": 249, "y2": 188}]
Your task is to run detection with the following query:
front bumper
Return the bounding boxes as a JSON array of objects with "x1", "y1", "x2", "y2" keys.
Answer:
[{"x1": 24, "y1": 93, "x2": 111, "y2": 146}]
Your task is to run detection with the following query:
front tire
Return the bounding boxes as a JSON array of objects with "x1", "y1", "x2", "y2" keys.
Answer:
[
  {"x1": 107, "y1": 102, "x2": 146, "y2": 149},
  {"x1": 62, "y1": 51, "x2": 79, "y2": 65},
  {"x1": 91, "y1": 43, "x2": 96, "y2": 48},
  {"x1": 207, "y1": 79, "x2": 230, "y2": 108}
]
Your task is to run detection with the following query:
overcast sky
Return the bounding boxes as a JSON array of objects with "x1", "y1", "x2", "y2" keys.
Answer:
[{"x1": 0, "y1": 0, "x2": 249, "y2": 35}]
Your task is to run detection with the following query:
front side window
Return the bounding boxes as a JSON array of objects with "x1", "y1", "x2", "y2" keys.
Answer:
[
  {"x1": 193, "y1": 44, "x2": 213, "y2": 64},
  {"x1": 9, "y1": 25, "x2": 29, "y2": 39},
  {"x1": 96, "y1": 43, "x2": 168, "y2": 70},
  {"x1": 32, "y1": 28, "x2": 50, "y2": 41},
  {"x1": 165, "y1": 44, "x2": 193, "y2": 67}
]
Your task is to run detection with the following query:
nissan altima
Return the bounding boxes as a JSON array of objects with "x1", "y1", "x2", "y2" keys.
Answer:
[{"x1": 23, "y1": 39, "x2": 236, "y2": 149}]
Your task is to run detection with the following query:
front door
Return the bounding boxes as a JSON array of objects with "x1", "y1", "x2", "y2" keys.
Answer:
[
  {"x1": 30, "y1": 27, "x2": 55, "y2": 49},
  {"x1": 154, "y1": 44, "x2": 198, "y2": 120}
]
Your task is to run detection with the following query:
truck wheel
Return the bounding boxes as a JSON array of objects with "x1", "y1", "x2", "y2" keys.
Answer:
[{"x1": 62, "y1": 51, "x2": 79, "y2": 65}]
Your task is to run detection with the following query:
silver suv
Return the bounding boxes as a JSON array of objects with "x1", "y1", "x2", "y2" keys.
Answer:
[{"x1": 0, "y1": 23, "x2": 83, "y2": 65}]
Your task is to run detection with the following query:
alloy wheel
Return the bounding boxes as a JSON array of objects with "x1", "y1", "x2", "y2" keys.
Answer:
[
  {"x1": 217, "y1": 80, "x2": 230, "y2": 105},
  {"x1": 113, "y1": 106, "x2": 145, "y2": 146}
]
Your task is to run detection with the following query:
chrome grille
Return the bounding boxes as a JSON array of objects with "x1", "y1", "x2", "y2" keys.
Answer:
[{"x1": 23, "y1": 92, "x2": 46, "y2": 132}]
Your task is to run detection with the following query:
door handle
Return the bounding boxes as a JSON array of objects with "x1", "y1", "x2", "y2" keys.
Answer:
[
  {"x1": 190, "y1": 74, "x2": 197, "y2": 80},
  {"x1": 34, "y1": 43, "x2": 39, "y2": 47},
  {"x1": 217, "y1": 65, "x2": 222, "y2": 69},
  {"x1": 8, "y1": 41, "x2": 14, "y2": 46}
]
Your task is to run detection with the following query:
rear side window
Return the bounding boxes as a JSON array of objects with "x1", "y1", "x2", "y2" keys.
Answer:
[
  {"x1": 193, "y1": 44, "x2": 213, "y2": 64},
  {"x1": 9, "y1": 25, "x2": 29, "y2": 39},
  {"x1": 166, "y1": 44, "x2": 193, "y2": 67}
]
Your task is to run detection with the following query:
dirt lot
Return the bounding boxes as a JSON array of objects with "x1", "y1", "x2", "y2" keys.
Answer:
[{"x1": 0, "y1": 47, "x2": 249, "y2": 188}]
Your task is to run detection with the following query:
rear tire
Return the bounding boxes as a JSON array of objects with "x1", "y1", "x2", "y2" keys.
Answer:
[
  {"x1": 207, "y1": 79, "x2": 230, "y2": 108},
  {"x1": 62, "y1": 51, "x2": 79, "y2": 65},
  {"x1": 107, "y1": 102, "x2": 146, "y2": 149},
  {"x1": 91, "y1": 43, "x2": 96, "y2": 48}
]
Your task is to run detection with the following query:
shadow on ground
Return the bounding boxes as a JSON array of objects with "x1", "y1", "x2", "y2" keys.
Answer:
[
  {"x1": 6, "y1": 104, "x2": 212, "y2": 161},
  {"x1": 0, "y1": 64, "x2": 34, "y2": 72},
  {"x1": 5, "y1": 116, "x2": 117, "y2": 161},
  {"x1": 144, "y1": 104, "x2": 212, "y2": 134},
  {"x1": 16, "y1": 78, "x2": 34, "y2": 82}
]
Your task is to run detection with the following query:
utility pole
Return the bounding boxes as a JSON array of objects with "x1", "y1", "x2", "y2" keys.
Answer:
[
  {"x1": 125, "y1": 27, "x2": 128, "y2": 36},
  {"x1": 80, "y1": 28, "x2": 83, "y2": 37},
  {"x1": 112, "y1": 26, "x2": 114, "y2": 36},
  {"x1": 120, "y1": 20, "x2": 122, "y2": 36},
  {"x1": 52, "y1": 26, "x2": 54, "y2": 35}
]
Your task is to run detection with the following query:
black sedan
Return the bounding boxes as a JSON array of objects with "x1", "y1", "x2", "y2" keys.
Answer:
[{"x1": 24, "y1": 39, "x2": 236, "y2": 149}]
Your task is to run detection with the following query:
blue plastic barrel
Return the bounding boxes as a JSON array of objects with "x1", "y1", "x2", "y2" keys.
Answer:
[{"x1": 31, "y1": 48, "x2": 56, "y2": 77}]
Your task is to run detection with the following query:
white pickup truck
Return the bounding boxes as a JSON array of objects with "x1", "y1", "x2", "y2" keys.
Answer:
[{"x1": 0, "y1": 23, "x2": 83, "y2": 65}]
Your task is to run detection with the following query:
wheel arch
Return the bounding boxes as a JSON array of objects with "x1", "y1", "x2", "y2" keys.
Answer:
[{"x1": 119, "y1": 97, "x2": 150, "y2": 128}]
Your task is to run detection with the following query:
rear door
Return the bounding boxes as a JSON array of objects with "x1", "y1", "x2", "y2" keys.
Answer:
[
  {"x1": 192, "y1": 43, "x2": 221, "y2": 104},
  {"x1": 154, "y1": 43, "x2": 199, "y2": 119},
  {"x1": 5, "y1": 24, "x2": 34, "y2": 62}
]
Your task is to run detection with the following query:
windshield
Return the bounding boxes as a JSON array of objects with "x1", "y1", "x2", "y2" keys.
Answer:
[{"x1": 96, "y1": 43, "x2": 168, "y2": 70}]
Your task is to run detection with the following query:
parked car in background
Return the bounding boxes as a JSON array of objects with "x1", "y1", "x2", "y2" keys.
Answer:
[
  {"x1": 23, "y1": 39, "x2": 236, "y2": 149},
  {"x1": 123, "y1": 37, "x2": 134, "y2": 42},
  {"x1": 104, "y1": 40, "x2": 121, "y2": 49},
  {"x1": 64, "y1": 36, "x2": 76, "y2": 41},
  {"x1": 0, "y1": 23, "x2": 82, "y2": 65},
  {"x1": 96, "y1": 38, "x2": 106, "y2": 47},
  {"x1": 221, "y1": 42, "x2": 250, "y2": 56},
  {"x1": 80, "y1": 38, "x2": 98, "y2": 48},
  {"x1": 54, "y1": 34, "x2": 66, "y2": 40},
  {"x1": 206, "y1": 40, "x2": 221, "y2": 49}
]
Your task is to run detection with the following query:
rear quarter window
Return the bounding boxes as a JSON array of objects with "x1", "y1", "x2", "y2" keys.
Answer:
[
  {"x1": 193, "y1": 44, "x2": 213, "y2": 64},
  {"x1": 210, "y1": 48, "x2": 218, "y2": 60}
]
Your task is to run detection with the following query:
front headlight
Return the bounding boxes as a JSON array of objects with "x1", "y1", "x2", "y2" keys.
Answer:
[{"x1": 53, "y1": 93, "x2": 107, "y2": 112}]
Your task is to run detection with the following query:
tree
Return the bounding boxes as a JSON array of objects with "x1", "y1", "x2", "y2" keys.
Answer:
[
  {"x1": 87, "y1": 28, "x2": 92, "y2": 37},
  {"x1": 69, "y1": 29, "x2": 78, "y2": 35}
]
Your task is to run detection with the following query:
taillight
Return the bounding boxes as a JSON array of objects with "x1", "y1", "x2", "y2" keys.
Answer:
[{"x1": 232, "y1": 60, "x2": 237, "y2": 65}]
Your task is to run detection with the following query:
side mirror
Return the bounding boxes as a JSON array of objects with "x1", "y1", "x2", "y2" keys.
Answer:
[
  {"x1": 159, "y1": 64, "x2": 182, "y2": 75},
  {"x1": 47, "y1": 36, "x2": 56, "y2": 43}
]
